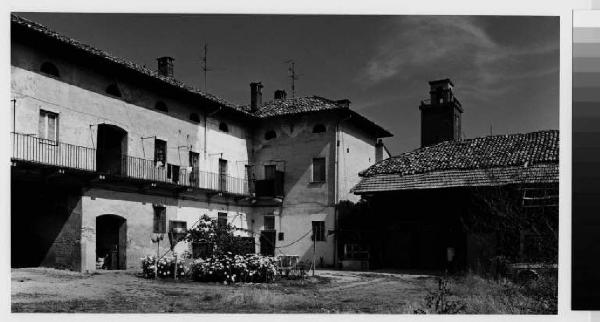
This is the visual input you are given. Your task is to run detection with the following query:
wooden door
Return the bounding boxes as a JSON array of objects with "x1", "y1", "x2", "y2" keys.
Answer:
[
  {"x1": 260, "y1": 231, "x2": 276, "y2": 256},
  {"x1": 219, "y1": 159, "x2": 228, "y2": 192},
  {"x1": 189, "y1": 152, "x2": 199, "y2": 187}
]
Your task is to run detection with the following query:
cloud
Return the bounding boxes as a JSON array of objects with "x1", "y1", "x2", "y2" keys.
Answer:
[{"x1": 361, "y1": 16, "x2": 558, "y2": 97}]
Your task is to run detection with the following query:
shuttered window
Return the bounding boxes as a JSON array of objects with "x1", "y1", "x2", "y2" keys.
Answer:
[
  {"x1": 153, "y1": 205, "x2": 166, "y2": 233},
  {"x1": 312, "y1": 158, "x2": 326, "y2": 182},
  {"x1": 264, "y1": 215, "x2": 275, "y2": 231},
  {"x1": 38, "y1": 110, "x2": 58, "y2": 142},
  {"x1": 312, "y1": 221, "x2": 325, "y2": 242}
]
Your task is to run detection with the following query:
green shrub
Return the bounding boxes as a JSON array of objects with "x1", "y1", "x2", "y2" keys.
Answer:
[
  {"x1": 140, "y1": 256, "x2": 184, "y2": 279},
  {"x1": 189, "y1": 253, "x2": 277, "y2": 284}
]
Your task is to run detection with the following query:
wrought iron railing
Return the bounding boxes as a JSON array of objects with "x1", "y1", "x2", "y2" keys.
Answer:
[
  {"x1": 11, "y1": 132, "x2": 250, "y2": 195},
  {"x1": 11, "y1": 132, "x2": 96, "y2": 171}
]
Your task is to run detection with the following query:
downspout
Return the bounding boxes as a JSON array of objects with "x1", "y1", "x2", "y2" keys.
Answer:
[
  {"x1": 334, "y1": 113, "x2": 352, "y2": 268},
  {"x1": 11, "y1": 99, "x2": 16, "y2": 132}
]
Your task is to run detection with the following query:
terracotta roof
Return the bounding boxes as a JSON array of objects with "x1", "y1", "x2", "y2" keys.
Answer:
[
  {"x1": 12, "y1": 15, "x2": 392, "y2": 137},
  {"x1": 11, "y1": 14, "x2": 248, "y2": 115},
  {"x1": 352, "y1": 130, "x2": 559, "y2": 193},
  {"x1": 352, "y1": 164, "x2": 558, "y2": 193},
  {"x1": 253, "y1": 96, "x2": 393, "y2": 137},
  {"x1": 253, "y1": 96, "x2": 345, "y2": 117}
]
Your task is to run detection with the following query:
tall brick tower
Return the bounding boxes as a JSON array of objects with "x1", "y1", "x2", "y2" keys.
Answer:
[{"x1": 419, "y1": 79, "x2": 463, "y2": 147}]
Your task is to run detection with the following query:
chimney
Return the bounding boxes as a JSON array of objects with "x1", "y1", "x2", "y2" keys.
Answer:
[
  {"x1": 157, "y1": 57, "x2": 174, "y2": 78},
  {"x1": 250, "y1": 82, "x2": 263, "y2": 112},
  {"x1": 429, "y1": 78, "x2": 454, "y2": 105},
  {"x1": 274, "y1": 89, "x2": 287, "y2": 100},
  {"x1": 336, "y1": 99, "x2": 351, "y2": 108},
  {"x1": 419, "y1": 78, "x2": 463, "y2": 147}
]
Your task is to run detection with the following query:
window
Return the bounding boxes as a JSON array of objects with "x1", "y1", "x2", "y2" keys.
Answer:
[
  {"x1": 40, "y1": 62, "x2": 59, "y2": 77},
  {"x1": 155, "y1": 101, "x2": 168, "y2": 112},
  {"x1": 264, "y1": 165, "x2": 276, "y2": 180},
  {"x1": 312, "y1": 221, "x2": 325, "y2": 242},
  {"x1": 189, "y1": 113, "x2": 200, "y2": 122},
  {"x1": 169, "y1": 220, "x2": 187, "y2": 236},
  {"x1": 312, "y1": 124, "x2": 326, "y2": 133},
  {"x1": 38, "y1": 110, "x2": 58, "y2": 142},
  {"x1": 218, "y1": 212, "x2": 228, "y2": 228},
  {"x1": 278, "y1": 232, "x2": 284, "y2": 241},
  {"x1": 219, "y1": 122, "x2": 229, "y2": 132},
  {"x1": 264, "y1": 130, "x2": 276, "y2": 140},
  {"x1": 312, "y1": 158, "x2": 326, "y2": 182},
  {"x1": 219, "y1": 159, "x2": 228, "y2": 191},
  {"x1": 106, "y1": 84, "x2": 122, "y2": 97},
  {"x1": 154, "y1": 139, "x2": 167, "y2": 167},
  {"x1": 264, "y1": 215, "x2": 275, "y2": 231},
  {"x1": 153, "y1": 205, "x2": 166, "y2": 233}
]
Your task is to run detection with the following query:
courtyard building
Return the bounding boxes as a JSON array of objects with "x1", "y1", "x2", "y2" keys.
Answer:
[{"x1": 10, "y1": 15, "x2": 391, "y2": 272}]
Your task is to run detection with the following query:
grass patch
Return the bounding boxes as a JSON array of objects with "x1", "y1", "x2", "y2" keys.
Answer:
[{"x1": 412, "y1": 272, "x2": 557, "y2": 314}]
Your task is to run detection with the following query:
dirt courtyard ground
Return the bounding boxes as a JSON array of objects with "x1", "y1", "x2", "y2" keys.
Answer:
[{"x1": 11, "y1": 267, "x2": 437, "y2": 313}]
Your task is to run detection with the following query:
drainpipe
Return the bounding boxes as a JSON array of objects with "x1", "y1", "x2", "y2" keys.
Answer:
[
  {"x1": 334, "y1": 113, "x2": 352, "y2": 268},
  {"x1": 11, "y1": 99, "x2": 16, "y2": 132}
]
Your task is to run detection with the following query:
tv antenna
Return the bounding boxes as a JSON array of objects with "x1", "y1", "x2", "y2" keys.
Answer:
[
  {"x1": 201, "y1": 44, "x2": 212, "y2": 91},
  {"x1": 284, "y1": 60, "x2": 301, "y2": 98}
]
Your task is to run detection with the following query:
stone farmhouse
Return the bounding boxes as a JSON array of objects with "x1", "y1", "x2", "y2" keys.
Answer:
[{"x1": 10, "y1": 15, "x2": 392, "y2": 272}]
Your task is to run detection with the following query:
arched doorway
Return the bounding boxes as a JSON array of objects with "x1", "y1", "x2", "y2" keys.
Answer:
[
  {"x1": 96, "y1": 214, "x2": 127, "y2": 270},
  {"x1": 97, "y1": 124, "x2": 127, "y2": 176}
]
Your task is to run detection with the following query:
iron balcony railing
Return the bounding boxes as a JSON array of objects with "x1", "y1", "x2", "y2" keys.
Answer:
[
  {"x1": 121, "y1": 154, "x2": 250, "y2": 195},
  {"x1": 11, "y1": 132, "x2": 96, "y2": 171},
  {"x1": 11, "y1": 132, "x2": 250, "y2": 196}
]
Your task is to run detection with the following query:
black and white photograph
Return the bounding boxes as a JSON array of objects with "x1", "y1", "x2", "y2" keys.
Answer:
[{"x1": 9, "y1": 10, "x2": 561, "y2": 315}]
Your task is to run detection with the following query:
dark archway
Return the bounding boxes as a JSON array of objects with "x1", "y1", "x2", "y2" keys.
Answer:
[
  {"x1": 96, "y1": 124, "x2": 127, "y2": 176},
  {"x1": 96, "y1": 214, "x2": 127, "y2": 270}
]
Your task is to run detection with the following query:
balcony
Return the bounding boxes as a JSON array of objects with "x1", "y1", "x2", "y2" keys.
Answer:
[
  {"x1": 254, "y1": 171, "x2": 284, "y2": 197},
  {"x1": 11, "y1": 132, "x2": 250, "y2": 196}
]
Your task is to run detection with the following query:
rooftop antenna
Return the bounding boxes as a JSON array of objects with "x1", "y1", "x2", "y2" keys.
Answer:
[
  {"x1": 284, "y1": 60, "x2": 300, "y2": 99},
  {"x1": 201, "y1": 44, "x2": 212, "y2": 91}
]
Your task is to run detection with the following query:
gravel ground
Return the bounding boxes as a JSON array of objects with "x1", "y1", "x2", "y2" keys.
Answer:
[{"x1": 11, "y1": 267, "x2": 437, "y2": 313}]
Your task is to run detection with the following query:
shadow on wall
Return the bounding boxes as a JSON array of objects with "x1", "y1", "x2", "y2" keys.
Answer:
[{"x1": 11, "y1": 180, "x2": 81, "y2": 270}]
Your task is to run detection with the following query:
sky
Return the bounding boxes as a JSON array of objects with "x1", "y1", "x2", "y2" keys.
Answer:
[{"x1": 16, "y1": 13, "x2": 559, "y2": 154}]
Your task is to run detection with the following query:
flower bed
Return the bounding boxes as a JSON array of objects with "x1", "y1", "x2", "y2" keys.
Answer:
[
  {"x1": 140, "y1": 256, "x2": 184, "y2": 279},
  {"x1": 189, "y1": 253, "x2": 278, "y2": 284}
]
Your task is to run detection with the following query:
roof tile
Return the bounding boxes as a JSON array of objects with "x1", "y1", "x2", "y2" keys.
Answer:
[{"x1": 360, "y1": 130, "x2": 559, "y2": 177}]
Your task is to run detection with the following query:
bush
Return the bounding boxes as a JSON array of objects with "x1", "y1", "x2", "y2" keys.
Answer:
[
  {"x1": 414, "y1": 276, "x2": 466, "y2": 314},
  {"x1": 189, "y1": 253, "x2": 277, "y2": 284},
  {"x1": 141, "y1": 256, "x2": 156, "y2": 278},
  {"x1": 140, "y1": 256, "x2": 184, "y2": 279},
  {"x1": 185, "y1": 214, "x2": 254, "y2": 257}
]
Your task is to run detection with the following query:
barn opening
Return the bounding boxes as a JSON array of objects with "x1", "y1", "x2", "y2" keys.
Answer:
[{"x1": 11, "y1": 180, "x2": 82, "y2": 270}]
